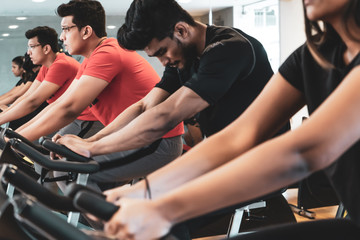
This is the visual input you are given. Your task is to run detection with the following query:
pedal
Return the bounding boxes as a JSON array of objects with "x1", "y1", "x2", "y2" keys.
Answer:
[{"x1": 289, "y1": 204, "x2": 316, "y2": 219}]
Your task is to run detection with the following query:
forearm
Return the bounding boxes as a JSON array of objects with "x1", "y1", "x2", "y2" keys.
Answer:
[
  {"x1": 0, "y1": 91, "x2": 13, "y2": 101},
  {"x1": 16, "y1": 103, "x2": 51, "y2": 132},
  {"x1": 2, "y1": 83, "x2": 32, "y2": 107},
  {"x1": 91, "y1": 106, "x2": 177, "y2": 155},
  {"x1": 155, "y1": 135, "x2": 309, "y2": 224},
  {"x1": 0, "y1": 99, "x2": 41, "y2": 125},
  {"x1": 129, "y1": 122, "x2": 261, "y2": 199},
  {"x1": 0, "y1": 94, "x2": 18, "y2": 106},
  {"x1": 87, "y1": 102, "x2": 144, "y2": 141},
  {"x1": 17, "y1": 104, "x2": 79, "y2": 141}
]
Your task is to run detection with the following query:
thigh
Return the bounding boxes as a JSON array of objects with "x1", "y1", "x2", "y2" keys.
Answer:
[
  {"x1": 56, "y1": 120, "x2": 104, "y2": 137},
  {"x1": 89, "y1": 136, "x2": 183, "y2": 184}
]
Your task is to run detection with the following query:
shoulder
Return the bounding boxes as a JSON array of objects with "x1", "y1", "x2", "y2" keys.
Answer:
[
  {"x1": 204, "y1": 26, "x2": 251, "y2": 53},
  {"x1": 52, "y1": 53, "x2": 80, "y2": 69},
  {"x1": 90, "y1": 38, "x2": 123, "y2": 62}
]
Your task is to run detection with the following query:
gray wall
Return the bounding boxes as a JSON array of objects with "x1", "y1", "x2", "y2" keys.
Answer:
[{"x1": 0, "y1": 15, "x2": 164, "y2": 95}]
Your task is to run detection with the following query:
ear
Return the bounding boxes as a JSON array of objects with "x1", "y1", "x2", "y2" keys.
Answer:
[
  {"x1": 43, "y1": 44, "x2": 51, "y2": 54},
  {"x1": 82, "y1": 25, "x2": 93, "y2": 40},
  {"x1": 173, "y1": 22, "x2": 189, "y2": 40}
]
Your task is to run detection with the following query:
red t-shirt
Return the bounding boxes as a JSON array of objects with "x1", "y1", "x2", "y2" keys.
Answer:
[
  {"x1": 36, "y1": 53, "x2": 97, "y2": 121},
  {"x1": 76, "y1": 38, "x2": 183, "y2": 138}
]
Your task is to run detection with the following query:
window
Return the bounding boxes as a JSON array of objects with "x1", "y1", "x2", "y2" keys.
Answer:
[{"x1": 233, "y1": 0, "x2": 280, "y2": 71}]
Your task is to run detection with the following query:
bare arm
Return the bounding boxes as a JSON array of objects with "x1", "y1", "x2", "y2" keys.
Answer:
[
  {"x1": 16, "y1": 75, "x2": 109, "y2": 141},
  {"x1": 0, "y1": 81, "x2": 33, "y2": 106},
  {"x1": 58, "y1": 86, "x2": 209, "y2": 156},
  {"x1": 16, "y1": 78, "x2": 80, "y2": 132},
  {"x1": 0, "y1": 84, "x2": 21, "y2": 101},
  {"x1": 86, "y1": 87, "x2": 171, "y2": 142},
  {"x1": 8, "y1": 80, "x2": 40, "y2": 106},
  {"x1": 105, "y1": 73, "x2": 304, "y2": 200},
  {"x1": 0, "y1": 81, "x2": 60, "y2": 125},
  {"x1": 105, "y1": 67, "x2": 360, "y2": 239}
]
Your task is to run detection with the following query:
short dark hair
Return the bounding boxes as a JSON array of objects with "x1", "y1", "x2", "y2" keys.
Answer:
[
  {"x1": 117, "y1": 0, "x2": 196, "y2": 50},
  {"x1": 25, "y1": 26, "x2": 59, "y2": 53},
  {"x1": 12, "y1": 56, "x2": 24, "y2": 67},
  {"x1": 57, "y1": 0, "x2": 107, "y2": 38}
]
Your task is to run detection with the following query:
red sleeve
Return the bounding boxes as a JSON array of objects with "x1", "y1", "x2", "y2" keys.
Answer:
[
  {"x1": 43, "y1": 58, "x2": 77, "y2": 87},
  {"x1": 82, "y1": 46, "x2": 121, "y2": 83},
  {"x1": 76, "y1": 58, "x2": 88, "y2": 79},
  {"x1": 36, "y1": 66, "x2": 48, "y2": 83}
]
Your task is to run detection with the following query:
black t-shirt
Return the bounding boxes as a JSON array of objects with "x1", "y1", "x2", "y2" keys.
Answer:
[
  {"x1": 15, "y1": 78, "x2": 25, "y2": 87},
  {"x1": 25, "y1": 70, "x2": 39, "y2": 83},
  {"x1": 279, "y1": 36, "x2": 360, "y2": 225},
  {"x1": 156, "y1": 25, "x2": 275, "y2": 136}
]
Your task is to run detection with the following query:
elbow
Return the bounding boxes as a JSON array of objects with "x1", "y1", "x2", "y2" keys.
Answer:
[
  {"x1": 58, "y1": 102, "x2": 82, "y2": 119},
  {"x1": 293, "y1": 143, "x2": 334, "y2": 176},
  {"x1": 152, "y1": 109, "x2": 179, "y2": 135},
  {"x1": 28, "y1": 98, "x2": 43, "y2": 111}
]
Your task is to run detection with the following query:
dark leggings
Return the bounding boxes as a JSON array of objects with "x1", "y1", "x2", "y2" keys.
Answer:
[{"x1": 229, "y1": 219, "x2": 360, "y2": 240}]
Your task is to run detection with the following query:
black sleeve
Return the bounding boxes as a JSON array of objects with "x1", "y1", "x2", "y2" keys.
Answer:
[
  {"x1": 184, "y1": 39, "x2": 254, "y2": 105},
  {"x1": 26, "y1": 70, "x2": 39, "y2": 83},
  {"x1": 15, "y1": 79, "x2": 24, "y2": 87},
  {"x1": 155, "y1": 66, "x2": 182, "y2": 94},
  {"x1": 278, "y1": 44, "x2": 306, "y2": 92}
]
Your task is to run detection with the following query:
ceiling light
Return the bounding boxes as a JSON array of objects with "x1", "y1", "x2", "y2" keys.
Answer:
[
  {"x1": 107, "y1": 25, "x2": 116, "y2": 30},
  {"x1": 2, "y1": 33, "x2": 10, "y2": 37},
  {"x1": 9, "y1": 25, "x2": 19, "y2": 29},
  {"x1": 178, "y1": 0, "x2": 192, "y2": 3},
  {"x1": 16, "y1": 17, "x2": 27, "y2": 21},
  {"x1": 32, "y1": 0, "x2": 47, "y2": 2}
]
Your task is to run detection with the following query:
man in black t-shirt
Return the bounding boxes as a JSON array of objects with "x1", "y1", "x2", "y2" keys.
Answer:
[{"x1": 56, "y1": 0, "x2": 288, "y2": 157}]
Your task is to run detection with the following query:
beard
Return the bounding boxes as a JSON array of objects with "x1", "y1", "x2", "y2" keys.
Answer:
[{"x1": 176, "y1": 39, "x2": 198, "y2": 70}]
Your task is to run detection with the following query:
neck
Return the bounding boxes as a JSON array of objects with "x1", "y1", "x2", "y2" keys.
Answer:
[
  {"x1": 331, "y1": 19, "x2": 360, "y2": 64},
  {"x1": 43, "y1": 52, "x2": 59, "y2": 68},
  {"x1": 193, "y1": 21, "x2": 207, "y2": 57},
  {"x1": 83, "y1": 36, "x2": 107, "y2": 58}
]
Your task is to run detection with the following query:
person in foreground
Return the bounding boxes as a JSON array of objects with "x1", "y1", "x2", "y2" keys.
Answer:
[{"x1": 103, "y1": 0, "x2": 360, "y2": 239}]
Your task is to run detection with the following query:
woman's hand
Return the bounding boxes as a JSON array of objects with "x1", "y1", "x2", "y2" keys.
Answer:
[{"x1": 104, "y1": 198, "x2": 172, "y2": 240}]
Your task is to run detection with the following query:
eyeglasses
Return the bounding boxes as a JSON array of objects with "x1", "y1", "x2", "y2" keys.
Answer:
[
  {"x1": 27, "y1": 44, "x2": 42, "y2": 51},
  {"x1": 61, "y1": 25, "x2": 77, "y2": 33}
]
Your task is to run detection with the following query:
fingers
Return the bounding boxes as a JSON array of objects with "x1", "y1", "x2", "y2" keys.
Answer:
[
  {"x1": 104, "y1": 214, "x2": 121, "y2": 236},
  {"x1": 50, "y1": 134, "x2": 62, "y2": 159},
  {"x1": 105, "y1": 189, "x2": 121, "y2": 203},
  {"x1": 52, "y1": 133, "x2": 62, "y2": 142},
  {"x1": 105, "y1": 185, "x2": 131, "y2": 203},
  {"x1": 85, "y1": 213, "x2": 100, "y2": 222}
]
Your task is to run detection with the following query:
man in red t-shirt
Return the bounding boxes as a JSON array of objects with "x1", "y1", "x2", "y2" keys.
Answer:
[
  {"x1": 2, "y1": 26, "x2": 102, "y2": 138},
  {"x1": 17, "y1": 1, "x2": 184, "y2": 190}
]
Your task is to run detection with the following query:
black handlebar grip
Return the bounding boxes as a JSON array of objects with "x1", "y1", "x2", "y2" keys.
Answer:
[
  {"x1": 73, "y1": 190, "x2": 119, "y2": 221},
  {"x1": 64, "y1": 182, "x2": 106, "y2": 199},
  {"x1": 13, "y1": 196, "x2": 91, "y2": 240},
  {"x1": 73, "y1": 190, "x2": 179, "y2": 240},
  {"x1": 2, "y1": 164, "x2": 77, "y2": 212},
  {"x1": 4, "y1": 128, "x2": 48, "y2": 154},
  {"x1": 9, "y1": 139, "x2": 100, "y2": 173},
  {"x1": 40, "y1": 137, "x2": 92, "y2": 162}
]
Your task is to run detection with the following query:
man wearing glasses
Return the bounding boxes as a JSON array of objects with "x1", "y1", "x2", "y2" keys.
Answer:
[
  {"x1": 16, "y1": 0, "x2": 184, "y2": 192},
  {"x1": 0, "y1": 26, "x2": 102, "y2": 138}
]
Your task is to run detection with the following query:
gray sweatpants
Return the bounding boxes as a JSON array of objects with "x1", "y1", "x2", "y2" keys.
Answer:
[
  {"x1": 56, "y1": 119, "x2": 104, "y2": 138},
  {"x1": 55, "y1": 135, "x2": 183, "y2": 192}
]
